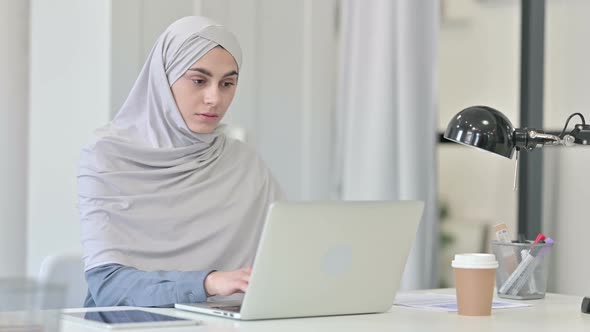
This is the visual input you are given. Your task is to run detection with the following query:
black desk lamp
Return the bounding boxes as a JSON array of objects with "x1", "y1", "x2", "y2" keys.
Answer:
[
  {"x1": 444, "y1": 105, "x2": 590, "y2": 156},
  {"x1": 443, "y1": 105, "x2": 590, "y2": 313}
]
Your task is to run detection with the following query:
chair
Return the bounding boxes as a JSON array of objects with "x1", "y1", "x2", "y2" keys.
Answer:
[{"x1": 38, "y1": 253, "x2": 87, "y2": 308}]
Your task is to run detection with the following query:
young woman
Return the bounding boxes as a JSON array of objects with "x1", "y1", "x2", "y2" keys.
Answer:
[{"x1": 78, "y1": 16, "x2": 283, "y2": 307}]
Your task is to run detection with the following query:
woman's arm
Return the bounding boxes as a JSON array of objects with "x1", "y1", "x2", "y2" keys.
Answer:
[{"x1": 85, "y1": 264, "x2": 213, "y2": 307}]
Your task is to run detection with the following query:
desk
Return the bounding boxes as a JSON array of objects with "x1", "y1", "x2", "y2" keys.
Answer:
[{"x1": 61, "y1": 289, "x2": 590, "y2": 331}]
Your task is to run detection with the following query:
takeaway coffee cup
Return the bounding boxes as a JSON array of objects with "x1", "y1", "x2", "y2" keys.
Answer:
[{"x1": 452, "y1": 253, "x2": 498, "y2": 316}]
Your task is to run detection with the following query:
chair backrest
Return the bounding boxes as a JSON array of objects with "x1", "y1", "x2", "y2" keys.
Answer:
[{"x1": 38, "y1": 253, "x2": 86, "y2": 308}]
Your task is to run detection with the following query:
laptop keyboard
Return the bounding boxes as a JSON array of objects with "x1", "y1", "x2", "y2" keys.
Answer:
[{"x1": 211, "y1": 305, "x2": 242, "y2": 313}]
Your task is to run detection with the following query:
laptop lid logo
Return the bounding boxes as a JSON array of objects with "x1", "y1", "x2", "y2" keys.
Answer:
[{"x1": 321, "y1": 244, "x2": 352, "y2": 277}]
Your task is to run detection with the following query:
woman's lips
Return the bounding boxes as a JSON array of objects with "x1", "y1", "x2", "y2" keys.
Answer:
[{"x1": 195, "y1": 113, "x2": 219, "y2": 122}]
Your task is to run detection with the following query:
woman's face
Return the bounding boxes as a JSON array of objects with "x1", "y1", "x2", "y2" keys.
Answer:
[{"x1": 171, "y1": 46, "x2": 238, "y2": 134}]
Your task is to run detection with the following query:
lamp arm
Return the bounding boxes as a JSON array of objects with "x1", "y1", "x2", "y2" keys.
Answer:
[
  {"x1": 514, "y1": 124, "x2": 590, "y2": 150},
  {"x1": 563, "y1": 124, "x2": 590, "y2": 146},
  {"x1": 514, "y1": 128, "x2": 561, "y2": 151}
]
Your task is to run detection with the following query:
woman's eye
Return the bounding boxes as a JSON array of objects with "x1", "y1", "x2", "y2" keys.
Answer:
[
  {"x1": 192, "y1": 79, "x2": 206, "y2": 85},
  {"x1": 222, "y1": 81, "x2": 235, "y2": 87}
]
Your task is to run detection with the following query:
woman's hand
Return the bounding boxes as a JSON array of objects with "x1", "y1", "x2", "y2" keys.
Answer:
[{"x1": 204, "y1": 267, "x2": 252, "y2": 297}]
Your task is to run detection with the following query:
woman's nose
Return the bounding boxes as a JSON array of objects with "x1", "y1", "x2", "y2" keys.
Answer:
[{"x1": 204, "y1": 86, "x2": 220, "y2": 105}]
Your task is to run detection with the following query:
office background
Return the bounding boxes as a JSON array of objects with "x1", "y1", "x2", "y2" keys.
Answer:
[{"x1": 0, "y1": 0, "x2": 588, "y2": 298}]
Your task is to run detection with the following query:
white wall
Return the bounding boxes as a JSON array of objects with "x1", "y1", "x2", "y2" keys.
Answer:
[
  {"x1": 111, "y1": 0, "x2": 195, "y2": 116},
  {"x1": 27, "y1": 0, "x2": 112, "y2": 276},
  {"x1": 438, "y1": 1, "x2": 520, "y2": 237},
  {"x1": 0, "y1": 0, "x2": 29, "y2": 277},
  {"x1": 545, "y1": 0, "x2": 590, "y2": 128},
  {"x1": 543, "y1": 0, "x2": 590, "y2": 295},
  {"x1": 543, "y1": 149, "x2": 590, "y2": 296}
]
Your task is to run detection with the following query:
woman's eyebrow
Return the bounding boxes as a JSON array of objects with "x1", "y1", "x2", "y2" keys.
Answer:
[
  {"x1": 222, "y1": 70, "x2": 239, "y2": 78},
  {"x1": 187, "y1": 68, "x2": 238, "y2": 78}
]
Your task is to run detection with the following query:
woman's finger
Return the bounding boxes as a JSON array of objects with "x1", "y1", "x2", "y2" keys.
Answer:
[{"x1": 237, "y1": 280, "x2": 248, "y2": 293}]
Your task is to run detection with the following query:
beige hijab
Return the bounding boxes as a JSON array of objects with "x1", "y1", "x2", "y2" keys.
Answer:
[{"x1": 78, "y1": 16, "x2": 283, "y2": 272}]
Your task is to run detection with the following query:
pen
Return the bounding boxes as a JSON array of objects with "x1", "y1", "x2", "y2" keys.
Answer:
[
  {"x1": 532, "y1": 233, "x2": 546, "y2": 246},
  {"x1": 499, "y1": 234, "x2": 543, "y2": 295},
  {"x1": 498, "y1": 250, "x2": 536, "y2": 295},
  {"x1": 505, "y1": 237, "x2": 554, "y2": 296},
  {"x1": 494, "y1": 223, "x2": 512, "y2": 243},
  {"x1": 520, "y1": 249, "x2": 538, "y2": 294}
]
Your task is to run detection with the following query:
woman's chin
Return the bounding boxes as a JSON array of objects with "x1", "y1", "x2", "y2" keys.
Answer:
[{"x1": 188, "y1": 124, "x2": 216, "y2": 134}]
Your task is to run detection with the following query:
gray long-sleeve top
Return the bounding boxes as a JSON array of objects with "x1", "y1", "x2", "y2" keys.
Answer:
[{"x1": 84, "y1": 264, "x2": 214, "y2": 307}]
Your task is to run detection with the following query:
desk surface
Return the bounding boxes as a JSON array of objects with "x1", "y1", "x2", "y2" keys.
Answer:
[{"x1": 61, "y1": 289, "x2": 590, "y2": 331}]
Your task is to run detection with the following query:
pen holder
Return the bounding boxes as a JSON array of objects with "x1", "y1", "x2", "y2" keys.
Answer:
[
  {"x1": 0, "y1": 278, "x2": 65, "y2": 332},
  {"x1": 491, "y1": 240, "x2": 553, "y2": 300}
]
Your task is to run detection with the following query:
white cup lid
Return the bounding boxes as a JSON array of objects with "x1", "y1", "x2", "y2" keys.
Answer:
[{"x1": 451, "y1": 253, "x2": 498, "y2": 269}]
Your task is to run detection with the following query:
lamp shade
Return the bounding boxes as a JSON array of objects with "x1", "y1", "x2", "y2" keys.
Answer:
[{"x1": 444, "y1": 106, "x2": 516, "y2": 159}]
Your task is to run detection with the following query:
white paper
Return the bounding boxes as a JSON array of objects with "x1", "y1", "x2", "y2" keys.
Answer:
[{"x1": 393, "y1": 293, "x2": 531, "y2": 312}]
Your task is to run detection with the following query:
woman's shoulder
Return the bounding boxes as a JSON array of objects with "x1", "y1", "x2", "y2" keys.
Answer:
[
  {"x1": 78, "y1": 124, "x2": 140, "y2": 171},
  {"x1": 223, "y1": 137, "x2": 268, "y2": 167},
  {"x1": 224, "y1": 136, "x2": 258, "y2": 157}
]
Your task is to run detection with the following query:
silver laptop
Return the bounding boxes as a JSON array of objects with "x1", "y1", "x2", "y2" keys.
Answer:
[{"x1": 175, "y1": 200, "x2": 424, "y2": 320}]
